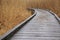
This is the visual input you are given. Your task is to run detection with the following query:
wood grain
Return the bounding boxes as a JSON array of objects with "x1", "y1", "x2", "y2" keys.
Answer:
[{"x1": 11, "y1": 9, "x2": 60, "y2": 40}]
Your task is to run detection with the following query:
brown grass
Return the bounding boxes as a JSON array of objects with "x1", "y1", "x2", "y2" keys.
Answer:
[
  {"x1": 0, "y1": 0, "x2": 60, "y2": 35},
  {"x1": 26, "y1": 0, "x2": 60, "y2": 17},
  {"x1": 0, "y1": 0, "x2": 32, "y2": 35}
]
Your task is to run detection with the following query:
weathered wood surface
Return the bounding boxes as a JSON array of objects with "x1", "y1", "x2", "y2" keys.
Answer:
[{"x1": 10, "y1": 9, "x2": 60, "y2": 40}]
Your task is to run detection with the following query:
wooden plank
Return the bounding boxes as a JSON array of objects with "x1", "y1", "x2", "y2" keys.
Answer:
[{"x1": 10, "y1": 9, "x2": 60, "y2": 40}]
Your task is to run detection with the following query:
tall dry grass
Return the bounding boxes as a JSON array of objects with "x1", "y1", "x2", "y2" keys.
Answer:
[
  {"x1": 26, "y1": 0, "x2": 60, "y2": 17},
  {"x1": 0, "y1": 0, "x2": 32, "y2": 35},
  {"x1": 0, "y1": 0, "x2": 60, "y2": 35}
]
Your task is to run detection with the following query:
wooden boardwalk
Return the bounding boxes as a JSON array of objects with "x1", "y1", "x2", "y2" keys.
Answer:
[{"x1": 10, "y1": 9, "x2": 60, "y2": 40}]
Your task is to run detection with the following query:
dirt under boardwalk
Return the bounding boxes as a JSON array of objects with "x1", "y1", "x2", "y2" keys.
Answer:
[{"x1": 0, "y1": 0, "x2": 32, "y2": 36}]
